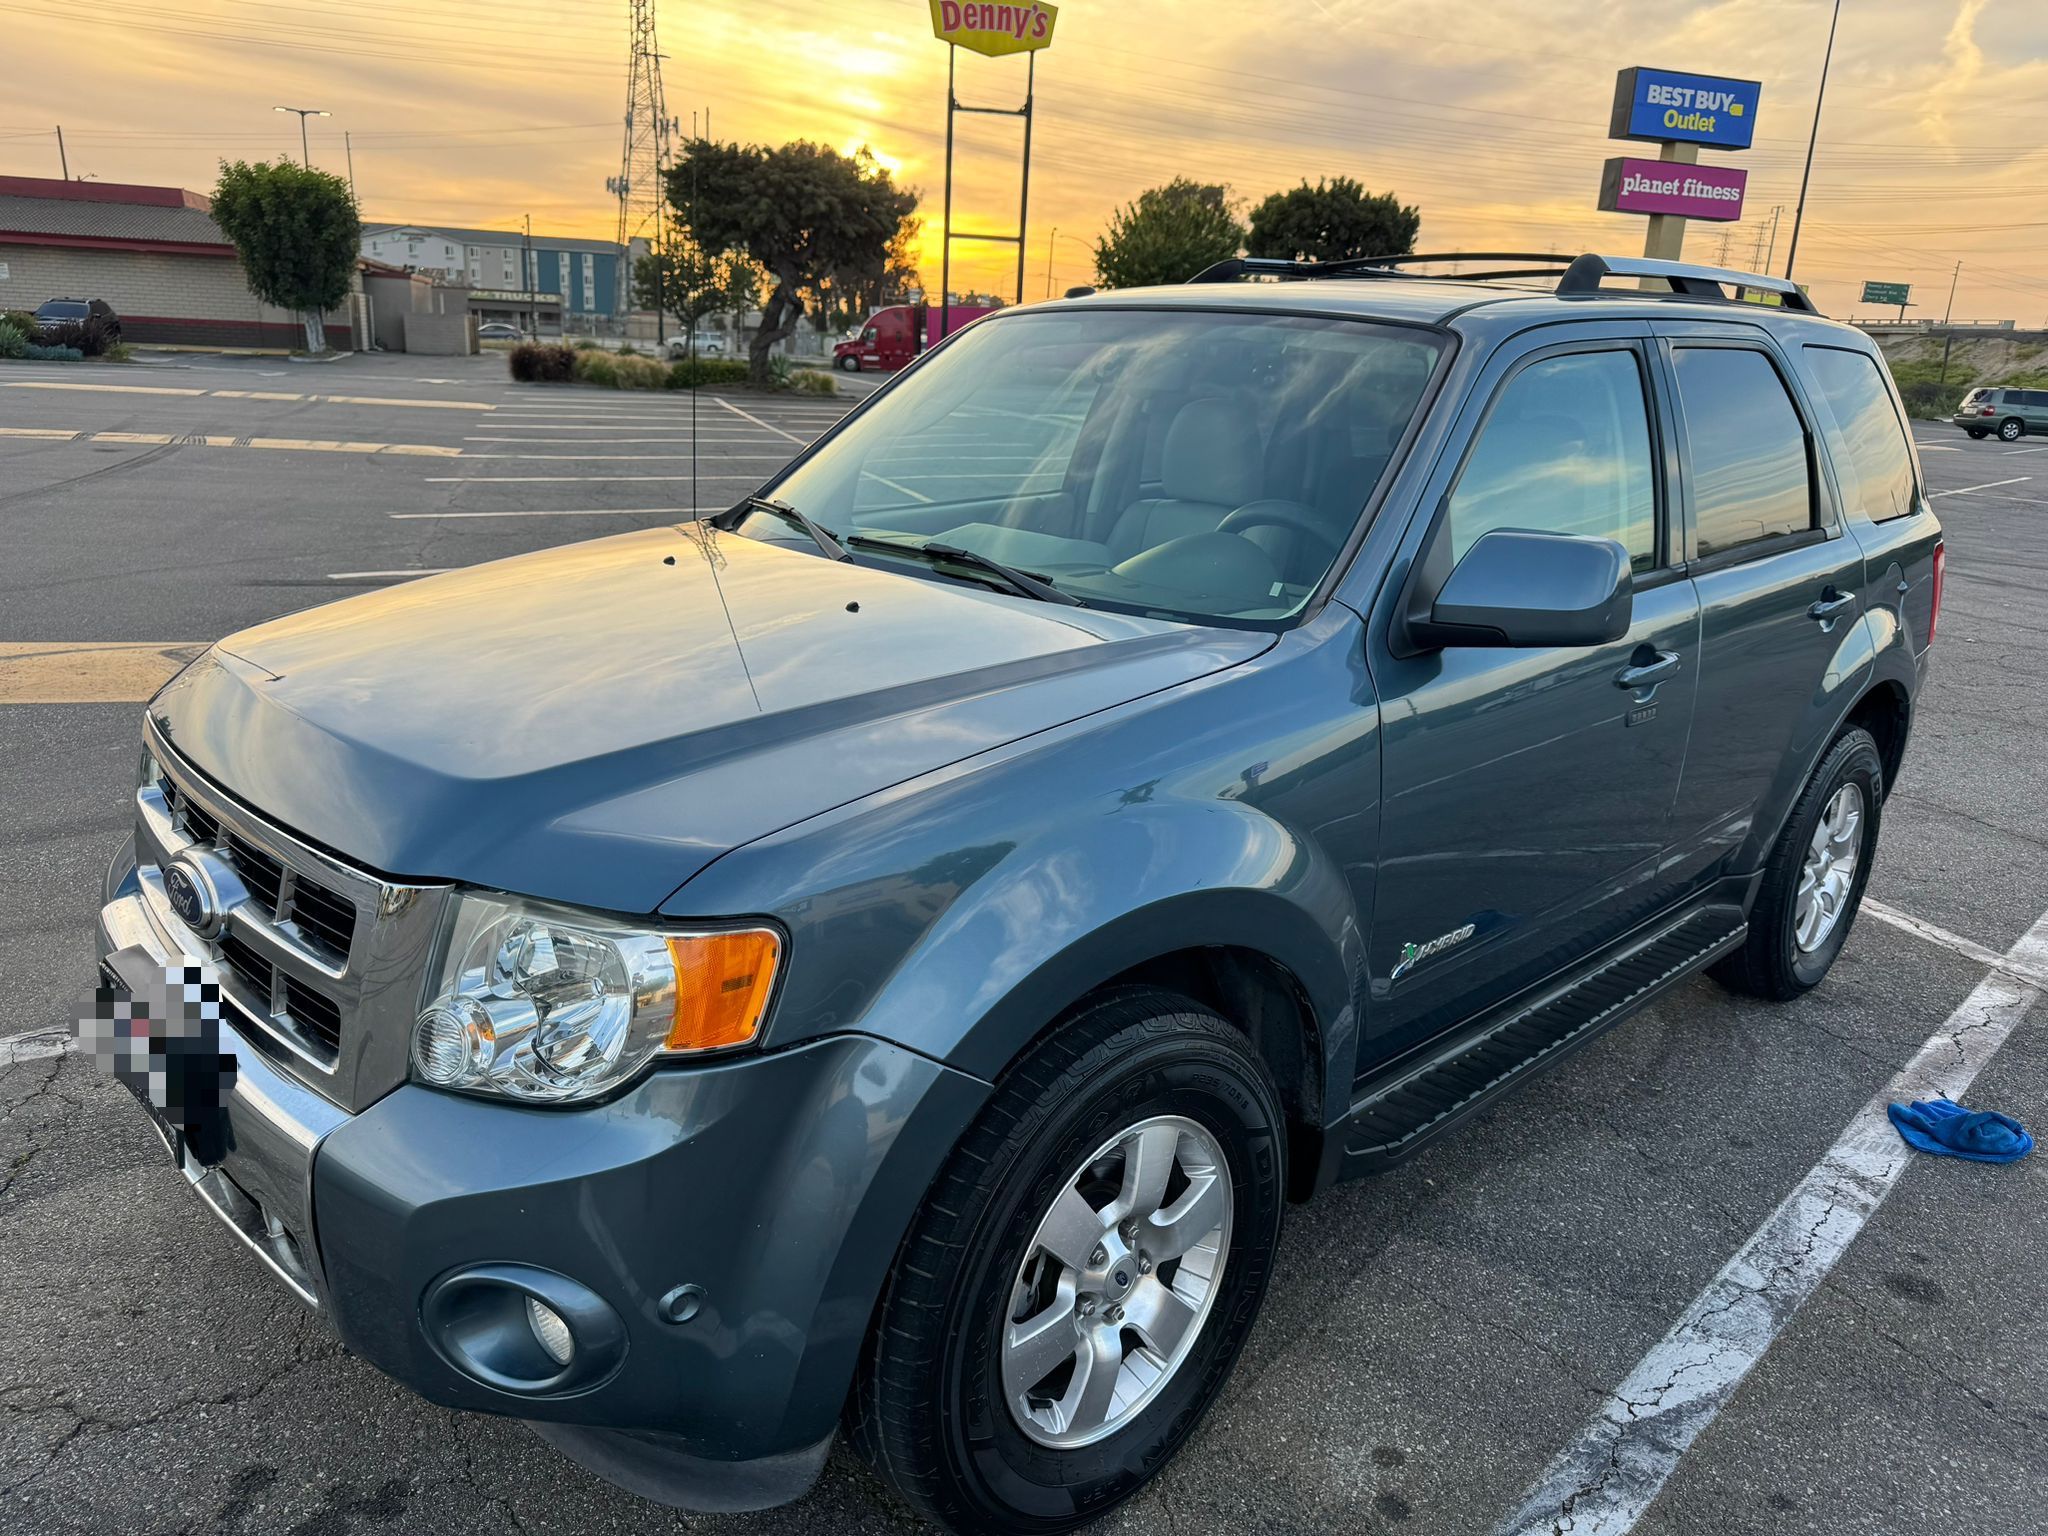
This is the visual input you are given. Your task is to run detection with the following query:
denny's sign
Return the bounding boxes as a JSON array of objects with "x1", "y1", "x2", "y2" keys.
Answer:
[{"x1": 929, "y1": 0, "x2": 1057, "y2": 57}]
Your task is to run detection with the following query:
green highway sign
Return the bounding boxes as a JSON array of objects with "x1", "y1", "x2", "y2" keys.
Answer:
[{"x1": 1861, "y1": 281, "x2": 1911, "y2": 306}]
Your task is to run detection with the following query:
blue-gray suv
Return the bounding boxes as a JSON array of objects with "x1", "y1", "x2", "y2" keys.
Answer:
[{"x1": 96, "y1": 252, "x2": 1943, "y2": 1533}]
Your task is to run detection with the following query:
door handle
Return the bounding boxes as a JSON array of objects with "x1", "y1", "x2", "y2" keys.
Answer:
[
  {"x1": 1614, "y1": 650, "x2": 1681, "y2": 690},
  {"x1": 1808, "y1": 589, "x2": 1857, "y2": 623}
]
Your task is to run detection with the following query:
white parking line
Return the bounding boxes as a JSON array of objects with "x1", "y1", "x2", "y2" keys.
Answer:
[
  {"x1": 0, "y1": 1026, "x2": 71, "y2": 1068},
  {"x1": 460, "y1": 453, "x2": 798, "y2": 461},
  {"x1": 1930, "y1": 476, "x2": 2030, "y2": 498},
  {"x1": 718, "y1": 398, "x2": 809, "y2": 444},
  {"x1": 1498, "y1": 901, "x2": 2048, "y2": 1536},
  {"x1": 1863, "y1": 897, "x2": 2048, "y2": 989},
  {"x1": 388, "y1": 507, "x2": 714, "y2": 519},
  {"x1": 327, "y1": 569, "x2": 454, "y2": 580}
]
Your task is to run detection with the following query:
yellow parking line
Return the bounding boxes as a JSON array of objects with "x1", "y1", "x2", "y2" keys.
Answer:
[
  {"x1": 89, "y1": 432, "x2": 175, "y2": 445},
  {"x1": 317, "y1": 394, "x2": 493, "y2": 410},
  {"x1": 209, "y1": 390, "x2": 304, "y2": 401},
  {"x1": 4, "y1": 428, "x2": 465, "y2": 458},
  {"x1": 243, "y1": 437, "x2": 462, "y2": 456},
  {"x1": 1, "y1": 381, "x2": 207, "y2": 396},
  {"x1": 0, "y1": 642, "x2": 208, "y2": 705},
  {"x1": 0, "y1": 427, "x2": 80, "y2": 439}
]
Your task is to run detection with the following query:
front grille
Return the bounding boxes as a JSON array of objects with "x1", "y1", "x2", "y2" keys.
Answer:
[
  {"x1": 165, "y1": 779, "x2": 222, "y2": 846},
  {"x1": 218, "y1": 929, "x2": 274, "y2": 997},
  {"x1": 287, "y1": 879, "x2": 358, "y2": 958},
  {"x1": 281, "y1": 978, "x2": 343, "y2": 1054},
  {"x1": 225, "y1": 833, "x2": 286, "y2": 912}
]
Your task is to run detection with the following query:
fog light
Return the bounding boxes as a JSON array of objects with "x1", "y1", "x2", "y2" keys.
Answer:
[
  {"x1": 412, "y1": 998, "x2": 487, "y2": 1085},
  {"x1": 526, "y1": 1296, "x2": 574, "y2": 1367}
]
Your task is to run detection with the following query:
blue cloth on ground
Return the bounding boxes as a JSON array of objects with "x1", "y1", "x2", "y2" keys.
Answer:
[{"x1": 1887, "y1": 1097, "x2": 2033, "y2": 1163}]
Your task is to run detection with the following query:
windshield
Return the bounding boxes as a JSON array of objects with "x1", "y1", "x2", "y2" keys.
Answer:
[
  {"x1": 38, "y1": 301, "x2": 87, "y2": 319},
  {"x1": 760, "y1": 308, "x2": 1444, "y2": 623}
]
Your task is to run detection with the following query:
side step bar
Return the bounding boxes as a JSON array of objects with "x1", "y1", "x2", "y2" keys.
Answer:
[{"x1": 1338, "y1": 905, "x2": 1748, "y2": 1176}]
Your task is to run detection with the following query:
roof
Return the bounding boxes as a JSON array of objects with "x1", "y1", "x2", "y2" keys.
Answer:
[
  {"x1": 0, "y1": 177, "x2": 232, "y2": 256},
  {"x1": 362, "y1": 222, "x2": 623, "y2": 256},
  {"x1": 1048, "y1": 273, "x2": 1860, "y2": 339}
]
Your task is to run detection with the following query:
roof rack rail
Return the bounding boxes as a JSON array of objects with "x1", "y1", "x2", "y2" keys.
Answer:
[
  {"x1": 1558, "y1": 253, "x2": 1821, "y2": 313},
  {"x1": 1185, "y1": 248, "x2": 1824, "y2": 315}
]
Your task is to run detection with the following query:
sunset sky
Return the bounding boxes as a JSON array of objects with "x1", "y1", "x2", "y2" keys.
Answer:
[{"x1": 3, "y1": 0, "x2": 2044, "y2": 321}]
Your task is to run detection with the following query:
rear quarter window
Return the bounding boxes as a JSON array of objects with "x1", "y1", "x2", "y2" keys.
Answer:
[{"x1": 1802, "y1": 346, "x2": 1918, "y2": 523}]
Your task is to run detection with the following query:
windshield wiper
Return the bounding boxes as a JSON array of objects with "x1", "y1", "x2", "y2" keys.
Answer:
[
  {"x1": 736, "y1": 495, "x2": 848, "y2": 561},
  {"x1": 845, "y1": 534, "x2": 1083, "y2": 606}
]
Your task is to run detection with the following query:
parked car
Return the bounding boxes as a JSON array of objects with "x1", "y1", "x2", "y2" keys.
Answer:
[
  {"x1": 665, "y1": 334, "x2": 727, "y2": 359},
  {"x1": 95, "y1": 252, "x2": 1940, "y2": 1533},
  {"x1": 835, "y1": 301, "x2": 995, "y2": 371},
  {"x1": 33, "y1": 296, "x2": 119, "y2": 340},
  {"x1": 1953, "y1": 384, "x2": 2046, "y2": 440},
  {"x1": 476, "y1": 322, "x2": 524, "y2": 341}
]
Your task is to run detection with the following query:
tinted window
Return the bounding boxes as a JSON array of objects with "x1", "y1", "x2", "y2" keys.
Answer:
[
  {"x1": 1804, "y1": 346, "x2": 1917, "y2": 522},
  {"x1": 1673, "y1": 348, "x2": 1814, "y2": 559},
  {"x1": 1446, "y1": 350, "x2": 1658, "y2": 572},
  {"x1": 37, "y1": 301, "x2": 86, "y2": 319}
]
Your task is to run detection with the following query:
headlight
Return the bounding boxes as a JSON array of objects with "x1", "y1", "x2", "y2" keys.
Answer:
[{"x1": 410, "y1": 892, "x2": 780, "y2": 1104}]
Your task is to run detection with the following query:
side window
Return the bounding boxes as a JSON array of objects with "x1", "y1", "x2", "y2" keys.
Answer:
[
  {"x1": 1672, "y1": 348, "x2": 1816, "y2": 559},
  {"x1": 1445, "y1": 350, "x2": 1659, "y2": 573},
  {"x1": 1802, "y1": 346, "x2": 1918, "y2": 523}
]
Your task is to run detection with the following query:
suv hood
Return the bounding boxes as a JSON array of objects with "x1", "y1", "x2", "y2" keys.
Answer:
[{"x1": 151, "y1": 524, "x2": 1271, "y2": 912}]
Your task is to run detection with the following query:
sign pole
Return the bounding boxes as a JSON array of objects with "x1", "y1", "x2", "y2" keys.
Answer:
[
  {"x1": 939, "y1": 42, "x2": 955, "y2": 343},
  {"x1": 1015, "y1": 50, "x2": 1034, "y2": 307},
  {"x1": 1640, "y1": 141, "x2": 1698, "y2": 286}
]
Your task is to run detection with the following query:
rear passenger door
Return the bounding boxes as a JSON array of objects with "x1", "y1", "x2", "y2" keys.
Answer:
[{"x1": 1653, "y1": 324, "x2": 1873, "y2": 891}]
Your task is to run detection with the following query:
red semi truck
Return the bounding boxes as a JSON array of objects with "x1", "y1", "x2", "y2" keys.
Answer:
[{"x1": 833, "y1": 302, "x2": 996, "y2": 372}]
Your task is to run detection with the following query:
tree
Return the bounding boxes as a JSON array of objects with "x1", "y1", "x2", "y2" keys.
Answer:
[
  {"x1": 1092, "y1": 179, "x2": 1244, "y2": 290},
  {"x1": 1245, "y1": 177, "x2": 1419, "y2": 263},
  {"x1": 633, "y1": 237, "x2": 763, "y2": 344},
  {"x1": 666, "y1": 139, "x2": 917, "y2": 386},
  {"x1": 211, "y1": 159, "x2": 360, "y2": 353}
]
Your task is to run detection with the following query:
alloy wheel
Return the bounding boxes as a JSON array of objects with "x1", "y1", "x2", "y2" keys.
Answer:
[
  {"x1": 1001, "y1": 1115, "x2": 1232, "y2": 1449},
  {"x1": 1794, "y1": 781, "x2": 1864, "y2": 952}
]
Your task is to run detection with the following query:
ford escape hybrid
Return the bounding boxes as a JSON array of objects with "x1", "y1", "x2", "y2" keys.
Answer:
[{"x1": 97, "y1": 252, "x2": 1941, "y2": 1533}]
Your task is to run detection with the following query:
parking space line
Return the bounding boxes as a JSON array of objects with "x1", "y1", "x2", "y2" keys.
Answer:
[
  {"x1": 2, "y1": 381, "x2": 206, "y2": 396},
  {"x1": 1931, "y1": 476, "x2": 2030, "y2": 498},
  {"x1": 0, "y1": 427, "x2": 82, "y2": 440},
  {"x1": 1498, "y1": 901, "x2": 2048, "y2": 1536},
  {"x1": 327, "y1": 569, "x2": 453, "y2": 581},
  {"x1": 1863, "y1": 898, "x2": 2048, "y2": 988},
  {"x1": 717, "y1": 398, "x2": 809, "y2": 444},
  {"x1": 0, "y1": 1026, "x2": 71, "y2": 1069},
  {"x1": 1, "y1": 382, "x2": 493, "y2": 409},
  {"x1": 462, "y1": 452, "x2": 798, "y2": 461}
]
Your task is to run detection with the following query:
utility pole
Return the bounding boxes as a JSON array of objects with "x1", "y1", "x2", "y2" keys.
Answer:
[
  {"x1": 523, "y1": 213, "x2": 534, "y2": 338},
  {"x1": 273, "y1": 105, "x2": 329, "y2": 168},
  {"x1": 54, "y1": 124, "x2": 68, "y2": 179},
  {"x1": 1044, "y1": 226, "x2": 1056, "y2": 300},
  {"x1": 1783, "y1": 0, "x2": 1841, "y2": 281},
  {"x1": 1763, "y1": 204, "x2": 1784, "y2": 273},
  {"x1": 1943, "y1": 260, "x2": 1961, "y2": 325},
  {"x1": 344, "y1": 131, "x2": 358, "y2": 208}
]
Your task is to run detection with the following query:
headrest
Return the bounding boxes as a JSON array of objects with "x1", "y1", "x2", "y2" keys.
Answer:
[{"x1": 1161, "y1": 397, "x2": 1264, "y2": 506}]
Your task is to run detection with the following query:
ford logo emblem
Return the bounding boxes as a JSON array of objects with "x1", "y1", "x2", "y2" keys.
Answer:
[{"x1": 163, "y1": 859, "x2": 218, "y2": 936}]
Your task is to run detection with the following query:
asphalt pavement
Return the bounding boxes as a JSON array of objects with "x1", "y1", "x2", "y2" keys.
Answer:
[{"x1": 2, "y1": 350, "x2": 2045, "y2": 1536}]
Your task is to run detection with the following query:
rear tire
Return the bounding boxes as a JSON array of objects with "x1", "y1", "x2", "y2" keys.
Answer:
[
  {"x1": 1711, "y1": 727, "x2": 1883, "y2": 1001},
  {"x1": 848, "y1": 987, "x2": 1286, "y2": 1534},
  {"x1": 2000, "y1": 417, "x2": 2025, "y2": 441},
  {"x1": 1966, "y1": 429, "x2": 1988, "y2": 440}
]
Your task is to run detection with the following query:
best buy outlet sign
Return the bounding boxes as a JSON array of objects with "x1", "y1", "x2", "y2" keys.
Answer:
[
  {"x1": 930, "y1": 0, "x2": 1057, "y2": 56},
  {"x1": 1610, "y1": 66, "x2": 1761, "y2": 151}
]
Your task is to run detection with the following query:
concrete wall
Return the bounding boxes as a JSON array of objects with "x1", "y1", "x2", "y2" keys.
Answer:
[
  {"x1": 402, "y1": 311, "x2": 477, "y2": 356},
  {"x1": 0, "y1": 242, "x2": 351, "y2": 348}
]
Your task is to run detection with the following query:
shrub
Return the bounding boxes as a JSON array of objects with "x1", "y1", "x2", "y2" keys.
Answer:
[
  {"x1": 571, "y1": 349, "x2": 619, "y2": 387},
  {"x1": 666, "y1": 357, "x2": 750, "y2": 390},
  {"x1": 104, "y1": 342, "x2": 134, "y2": 363},
  {"x1": 617, "y1": 341, "x2": 640, "y2": 357},
  {"x1": 23, "y1": 342, "x2": 83, "y2": 361},
  {"x1": 790, "y1": 368, "x2": 837, "y2": 396},
  {"x1": 3, "y1": 309, "x2": 36, "y2": 336},
  {"x1": 570, "y1": 350, "x2": 666, "y2": 390},
  {"x1": 571, "y1": 337, "x2": 604, "y2": 351},
  {"x1": 35, "y1": 316, "x2": 117, "y2": 357},
  {"x1": 768, "y1": 353, "x2": 794, "y2": 390},
  {"x1": 507, "y1": 341, "x2": 575, "y2": 382},
  {"x1": 0, "y1": 320, "x2": 26, "y2": 359},
  {"x1": 1897, "y1": 380, "x2": 1959, "y2": 420}
]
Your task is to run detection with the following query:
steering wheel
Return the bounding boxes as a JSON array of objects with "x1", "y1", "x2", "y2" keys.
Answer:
[{"x1": 1216, "y1": 499, "x2": 1344, "y2": 568}]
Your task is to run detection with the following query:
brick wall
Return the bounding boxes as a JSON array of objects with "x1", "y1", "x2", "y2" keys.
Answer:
[{"x1": 0, "y1": 242, "x2": 352, "y2": 348}]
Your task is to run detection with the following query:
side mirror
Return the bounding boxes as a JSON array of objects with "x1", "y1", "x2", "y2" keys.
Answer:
[{"x1": 1415, "y1": 529, "x2": 1633, "y2": 649}]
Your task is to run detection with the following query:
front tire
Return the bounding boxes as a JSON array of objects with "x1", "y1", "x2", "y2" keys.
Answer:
[
  {"x1": 1712, "y1": 727, "x2": 1883, "y2": 1001},
  {"x1": 2000, "y1": 417, "x2": 2025, "y2": 441},
  {"x1": 849, "y1": 988, "x2": 1286, "y2": 1534},
  {"x1": 838, "y1": 354, "x2": 860, "y2": 372}
]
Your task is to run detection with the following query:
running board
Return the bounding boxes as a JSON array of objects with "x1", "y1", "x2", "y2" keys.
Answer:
[{"x1": 1338, "y1": 905, "x2": 1748, "y2": 1176}]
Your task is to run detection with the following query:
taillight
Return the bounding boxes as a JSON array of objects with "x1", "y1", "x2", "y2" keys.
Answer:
[
  {"x1": 1929, "y1": 542, "x2": 1945, "y2": 643},
  {"x1": 1980, "y1": 406, "x2": 1996, "y2": 416}
]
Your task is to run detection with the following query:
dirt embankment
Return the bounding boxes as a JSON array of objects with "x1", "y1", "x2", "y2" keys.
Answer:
[{"x1": 1871, "y1": 329, "x2": 2048, "y2": 417}]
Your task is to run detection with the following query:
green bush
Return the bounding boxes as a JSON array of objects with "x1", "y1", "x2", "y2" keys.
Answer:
[
  {"x1": 35, "y1": 316, "x2": 117, "y2": 357},
  {"x1": 23, "y1": 342, "x2": 83, "y2": 361},
  {"x1": 768, "y1": 353, "x2": 794, "y2": 389},
  {"x1": 571, "y1": 349, "x2": 668, "y2": 390},
  {"x1": 508, "y1": 341, "x2": 575, "y2": 382},
  {"x1": 789, "y1": 368, "x2": 837, "y2": 396},
  {"x1": 571, "y1": 338, "x2": 604, "y2": 351},
  {"x1": 1897, "y1": 380, "x2": 1959, "y2": 420},
  {"x1": 0, "y1": 320, "x2": 26, "y2": 359},
  {"x1": 666, "y1": 357, "x2": 750, "y2": 390},
  {"x1": 2, "y1": 309, "x2": 36, "y2": 337},
  {"x1": 617, "y1": 341, "x2": 640, "y2": 357}
]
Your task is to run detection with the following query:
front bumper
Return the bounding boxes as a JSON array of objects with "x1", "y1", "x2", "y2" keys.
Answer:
[{"x1": 97, "y1": 839, "x2": 989, "y2": 1507}]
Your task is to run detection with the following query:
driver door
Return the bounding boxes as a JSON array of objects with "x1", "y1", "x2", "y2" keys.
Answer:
[{"x1": 1361, "y1": 328, "x2": 1701, "y2": 1066}]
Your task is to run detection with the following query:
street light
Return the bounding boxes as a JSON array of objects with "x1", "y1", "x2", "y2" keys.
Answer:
[
  {"x1": 273, "y1": 105, "x2": 330, "y2": 169},
  {"x1": 1782, "y1": 0, "x2": 1841, "y2": 283}
]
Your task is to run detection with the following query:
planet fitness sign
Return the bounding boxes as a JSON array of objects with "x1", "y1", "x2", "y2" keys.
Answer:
[
  {"x1": 1611, "y1": 66, "x2": 1761, "y2": 151},
  {"x1": 1598, "y1": 158, "x2": 1748, "y2": 222},
  {"x1": 929, "y1": 0, "x2": 1057, "y2": 57}
]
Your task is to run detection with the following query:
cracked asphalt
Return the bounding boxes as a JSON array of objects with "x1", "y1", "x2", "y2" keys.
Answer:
[{"x1": 4, "y1": 352, "x2": 2046, "y2": 1535}]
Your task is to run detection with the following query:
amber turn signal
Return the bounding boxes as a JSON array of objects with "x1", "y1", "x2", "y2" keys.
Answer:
[{"x1": 664, "y1": 929, "x2": 780, "y2": 1051}]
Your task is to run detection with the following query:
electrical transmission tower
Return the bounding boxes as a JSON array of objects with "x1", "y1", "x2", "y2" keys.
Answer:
[{"x1": 607, "y1": 0, "x2": 678, "y2": 327}]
